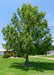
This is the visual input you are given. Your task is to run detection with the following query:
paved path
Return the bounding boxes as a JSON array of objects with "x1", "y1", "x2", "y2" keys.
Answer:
[{"x1": 30, "y1": 56, "x2": 54, "y2": 60}]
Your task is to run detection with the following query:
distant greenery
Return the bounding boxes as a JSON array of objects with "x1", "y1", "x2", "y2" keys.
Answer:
[
  {"x1": 51, "y1": 45, "x2": 54, "y2": 50},
  {"x1": 3, "y1": 53, "x2": 10, "y2": 58}
]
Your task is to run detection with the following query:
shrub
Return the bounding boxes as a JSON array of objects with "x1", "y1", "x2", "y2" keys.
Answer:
[
  {"x1": 3, "y1": 53, "x2": 10, "y2": 58},
  {"x1": 14, "y1": 53, "x2": 17, "y2": 57},
  {"x1": 10, "y1": 52, "x2": 14, "y2": 56}
]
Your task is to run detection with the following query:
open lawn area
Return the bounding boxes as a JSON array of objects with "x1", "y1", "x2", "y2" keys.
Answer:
[
  {"x1": 42, "y1": 55, "x2": 54, "y2": 58},
  {"x1": 0, "y1": 56, "x2": 54, "y2": 75},
  {"x1": 34, "y1": 55, "x2": 54, "y2": 58}
]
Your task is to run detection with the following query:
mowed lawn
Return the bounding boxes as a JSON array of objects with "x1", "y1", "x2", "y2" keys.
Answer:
[
  {"x1": 0, "y1": 56, "x2": 54, "y2": 75},
  {"x1": 42, "y1": 55, "x2": 54, "y2": 58},
  {"x1": 36, "y1": 55, "x2": 54, "y2": 58}
]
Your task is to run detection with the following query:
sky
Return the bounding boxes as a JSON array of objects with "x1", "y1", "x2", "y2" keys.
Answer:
[{"x1": 0, "y1": 0, "x2": 54, "y2": 49}]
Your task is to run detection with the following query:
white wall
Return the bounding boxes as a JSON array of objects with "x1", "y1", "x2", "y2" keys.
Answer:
[{"x1": 0, "y1": 51, "x2": 4, "y2": 55}]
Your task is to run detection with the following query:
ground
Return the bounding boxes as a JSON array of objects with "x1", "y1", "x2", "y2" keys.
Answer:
[
  {"x1": 30, "y1": 55, "x2": 54, "y2": 60},
  {"x1": 0, "y1": 55, "x2": 54, "y2": 75}
]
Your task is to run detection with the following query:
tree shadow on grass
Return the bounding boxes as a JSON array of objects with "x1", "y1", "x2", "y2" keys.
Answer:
[{"x1": 10, "y1": 61, "x2": 54, "y2": 72}]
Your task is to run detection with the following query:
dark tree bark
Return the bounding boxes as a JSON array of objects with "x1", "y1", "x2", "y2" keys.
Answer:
[{"x1": 25, "y1": 53, "x2": 29, "y2": 65}]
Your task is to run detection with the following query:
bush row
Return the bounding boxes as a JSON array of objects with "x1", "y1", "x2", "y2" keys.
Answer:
[{"x1": 3, "y1": 53, "x2": 26, "y2": 58}]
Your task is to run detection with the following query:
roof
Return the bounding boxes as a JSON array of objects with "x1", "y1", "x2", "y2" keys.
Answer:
[
  {"x1": 47, "y1": 50, "x2": 54, "y2": 52},
  {"x1": 0, "y1": 49, "x2": 6, "y2": 51},
  {"x1": 0, "y1": 49, "x2": 13, "y2": 51}
]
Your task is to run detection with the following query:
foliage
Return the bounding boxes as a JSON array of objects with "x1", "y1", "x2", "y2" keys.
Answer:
[
  {"x1": 3, "y1": 53, "x2": 10, "y2": 58},
  {"x1": 51, "y1": 45, "x2": 54, "y2": 50},
  {"x1": 2, "y1": 4, "x2": 52, "y2": 64}
]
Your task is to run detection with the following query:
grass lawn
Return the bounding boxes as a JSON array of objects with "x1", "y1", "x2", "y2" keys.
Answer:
[
  {"x1": 43, "y1": 55, "x2": 54, "y2": 58},
  {"x1": 35, "y1": 55, "x2": 54, "y2": 58},
  {"x1": 0, "y1": 56, "x2": 54, "y2": 75}
]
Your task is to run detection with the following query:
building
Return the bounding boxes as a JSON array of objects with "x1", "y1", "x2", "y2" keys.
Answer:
[
  {"x1": 47, "y1": 50, "x2": 54, "y2": 55},
  {"x1": 0, "y1": 49, "x2": 13, "y2": 55},
  {"x1": 0, "y1": 49, "x2": 6, "y2": 55}
]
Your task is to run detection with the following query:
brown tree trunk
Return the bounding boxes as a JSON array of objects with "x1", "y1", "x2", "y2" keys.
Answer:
[{"x1": 25, "y1": 53, "x2": 29, "y2": 65}]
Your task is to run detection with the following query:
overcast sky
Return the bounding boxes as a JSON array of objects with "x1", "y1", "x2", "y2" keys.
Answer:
[{"x1": 0, "y1": 0, "x2": 54, "y2": 49}]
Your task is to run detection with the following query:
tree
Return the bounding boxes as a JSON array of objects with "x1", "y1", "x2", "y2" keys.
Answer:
[
  {"x1": 2, "y1": 4, "x2": 52, "y2": 65},
  {"x1": 51, "y1": 45, "x2": 54, "y2": 50}
]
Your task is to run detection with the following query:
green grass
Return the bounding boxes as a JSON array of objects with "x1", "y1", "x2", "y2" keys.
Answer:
[
  {"x1": 32, "y1": 55, "x2": 54, "y2": 58},
  {"x1": 36, "y1": 55, "x2": 54, "y2": 58},
  {"x1": 43, "y1": 55, "x2": 54, "y2": 58},
  {"x1": 0, "y1": 56, "x2": 54, "y2": 75}
]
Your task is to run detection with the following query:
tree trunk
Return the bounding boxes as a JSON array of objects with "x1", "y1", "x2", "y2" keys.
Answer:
[{"x1": 25, "y1": 53, "x2": 29, "y2": 65}]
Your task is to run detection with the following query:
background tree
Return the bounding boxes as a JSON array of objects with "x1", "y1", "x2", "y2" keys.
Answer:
[
  {"x1": 51, "y1": 45, "x2": 54, "y2": 50},
  {"x1": 2, "y1": 4, "x2": 52, "y2": 65}
]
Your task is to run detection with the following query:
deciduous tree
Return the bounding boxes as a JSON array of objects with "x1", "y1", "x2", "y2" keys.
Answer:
[{"x1": 2, "y1": 4, "x2": 52, "y2": 65}]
